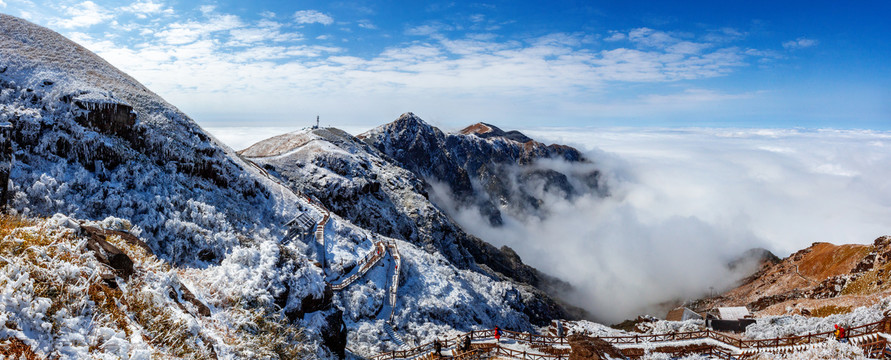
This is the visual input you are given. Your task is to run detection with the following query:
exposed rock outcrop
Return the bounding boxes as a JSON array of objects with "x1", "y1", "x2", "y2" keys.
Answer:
[
  {"x1": 320, "y1": 309, "x2": 347, "y2": 359},
  {"x1": 359, "y1": 113, "x2": 605, "y2": 226}
]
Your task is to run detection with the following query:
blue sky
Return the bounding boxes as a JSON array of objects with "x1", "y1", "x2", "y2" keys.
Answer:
[{"x1": 2, "y1": 0, "x2": 889, "y2": 130}]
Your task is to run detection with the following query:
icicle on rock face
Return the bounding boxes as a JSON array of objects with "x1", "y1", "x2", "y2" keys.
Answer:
[{"x1": 72, "y1": 99, "x2": 137, "y2": 137}]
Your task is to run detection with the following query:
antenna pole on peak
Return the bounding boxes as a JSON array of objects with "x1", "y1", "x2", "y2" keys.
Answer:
[{"x1": 315, "y1": 115, "x2": 320, "y2": 129}]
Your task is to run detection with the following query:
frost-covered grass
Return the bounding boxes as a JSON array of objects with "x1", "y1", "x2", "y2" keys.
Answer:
[
  {"x1": 749, "y1": 339, "x2": 868, "y2": 359},
  {"x1": 0, "y1": 214, "x2": 314, "y2": 359},
  {"x1": 745, "y1": 299, "x2": 891, "y2": 340},
  {"x1": 640, "y1": 354, "x2": 711, "y2": 360}
]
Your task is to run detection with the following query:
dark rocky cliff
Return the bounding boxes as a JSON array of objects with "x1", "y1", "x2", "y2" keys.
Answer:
[{"x1": 359, "y1": 113, "x2": 605, "y2": 226}]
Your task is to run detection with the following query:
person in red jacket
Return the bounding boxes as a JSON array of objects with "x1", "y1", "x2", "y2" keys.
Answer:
[
  {"x1": 494, "y1": 326, "x2": 501, "y2": 343},
  {"x1": 834, "y1": 324, "x2": 848, "y2": 343}
]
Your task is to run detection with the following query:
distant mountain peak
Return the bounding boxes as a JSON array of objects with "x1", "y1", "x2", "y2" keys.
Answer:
[
  {"x1": 397, "y1": 111, "x2": 422, "y2": 122},
  {"x1": 392, "y1": 111, "x2": 431, "y2": 130},
  {"x1": 460, "y1": 122, "x2": 533, "y2": 143}
]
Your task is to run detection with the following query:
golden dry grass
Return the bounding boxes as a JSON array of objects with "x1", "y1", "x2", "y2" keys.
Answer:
[
  {"x1": 797, "y1": 243, "x2": 871, "y2": 280},
  {"x1": 122, "y1": 286, "x2": 213, "y2": 359},
  {"x1": 226, "y1": 305, "x2": 308, "y2": 360},
  {"x1": 841, "y1": 262, "x2": 891, "y2": 296},
  {"x1": 0, "y1": 337, "x2": 43, "y2": 360},
  {"x1": 810, "y1": 305, "x2": 853, "y2": 317}
]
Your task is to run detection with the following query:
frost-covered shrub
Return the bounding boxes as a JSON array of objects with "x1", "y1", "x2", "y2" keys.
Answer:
[
  {"x1": 0, "y1": 214, "x2": 314, "y2": 359},
  {"x1": 745, "y1": 299, "x2": 891, "y2": 340},
  {"x1": 640, "y1": 353, "x2": 710, "y2": 360},
  {"x1": 750, "y1": 339, "x2": 866, "y2": 359}
]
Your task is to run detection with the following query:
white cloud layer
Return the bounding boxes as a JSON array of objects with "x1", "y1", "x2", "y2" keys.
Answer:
[
  {"x1": 293, "y1": 10, "x2": 333, "y2": 25},
  {"x1": 52, "y1": 1, "x2": 112, "y2": 29},
  {"x1": 60, "y1": 7, "x2": 764, "y2": 127},
  {"x1": 430, "y1": 127, "x2": 891, "y2": 322},
  {"x1": 119, "y1": 1, "x2": 170, "y2": 18}
]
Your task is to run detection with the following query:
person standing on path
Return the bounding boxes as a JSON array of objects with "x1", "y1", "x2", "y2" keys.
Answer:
[{"x1": 494, "y1": 326, "x2": 501, "y2": 343}]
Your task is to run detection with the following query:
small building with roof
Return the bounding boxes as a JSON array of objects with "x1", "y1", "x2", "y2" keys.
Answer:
[
  {"x1": 707, "y1": 306, "x2": 755, "y2": 332},
  {"x1": 666, "y1": 306, "x2": 703, "y2": 322},
  {"x1": 717, "y1": 306, "x2": 751, "y2": 320},
  {"x1": 286, "y1": 212, "x2": 317, "y2": 243}
]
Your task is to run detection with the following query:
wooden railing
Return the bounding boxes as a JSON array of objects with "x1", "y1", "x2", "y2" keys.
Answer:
[
  {"x1": 372, "y1": 317, "x2": 891, "y2": 360},
  {"x1": 331, "y1": 242, "x2": 386, "y2": 291}
]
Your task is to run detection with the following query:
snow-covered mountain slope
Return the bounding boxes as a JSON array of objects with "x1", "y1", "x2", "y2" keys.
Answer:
[
  {"x1": 239, "y1": 127, "x2": 582, "y2": 326},
  {"x1": 359, "y1": 113, "x2": 606, "y2": 226},
  {"x1": 0, "y1": 13, "x2": 295, "y2": 264},
  {"x1": 0, "y1": 14, "x2": 600, "y2": 358},
  {"x1": 0, "y1": 12, "x2": 352, "y2": 357}
]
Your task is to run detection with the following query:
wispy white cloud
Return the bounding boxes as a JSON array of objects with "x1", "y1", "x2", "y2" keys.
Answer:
[
  {"x1": 628, "y1": 27, "x2": 682, "y2": 48},
  {"x1": 0, "y1": 0, "x2": 7, "y2": 8},
  {"x1": 357, "y1": 19, "x2": 376, "y2": 30},
  {"x1": 228, "y1": 20, "x2": 302, "y2": 45},
  {"x1": 783, "y1": 37, "x2": 818, "y2": 50},
  {"x1": 405, "y1": 23, "x2": 452, "y2": 36},
  {"x1": 603, "y1": 31, "x2": 626, "y2": 42},
  {"x1": 703, "y1": 27, "x2": 746, "y2": 43},
  {"x1": 119, "y1": 1, "x2": 171, "y2": 19},
  {"x1": 155, "y1": 13, "x2": 243, "y2": 45},
  {"x1": 52, "y1": 1, "x2": 112, "y2": 29},
  {"x1": 52, "y1": 5, "x2": 778, "y2": 128},
  {"x1": 293, "y1": 10, "x2": 333, "y2": 25},
  {"x1": 641, "y1": 88, "x2": 755, "y2": 106}
]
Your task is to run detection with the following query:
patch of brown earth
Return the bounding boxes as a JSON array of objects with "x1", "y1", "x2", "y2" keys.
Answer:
[
  {"x1": 698, "y1": 236, "x2": 891, "y2": 318},
  {"x1": 568, "y1": 335, "x2": 624, "y2": 360}
]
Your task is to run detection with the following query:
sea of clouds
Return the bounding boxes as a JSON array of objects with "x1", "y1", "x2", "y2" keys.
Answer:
[
  {"x1": 500, "y1": 127, "x2": 890, "y2": 321},
  {"x1": 209, "y1": 126, "x2": 891, "y2": 322}
]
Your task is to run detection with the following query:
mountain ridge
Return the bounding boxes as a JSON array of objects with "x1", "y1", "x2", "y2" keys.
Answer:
[
  {"x1": 693, "y1": 236, "x2": 891, "y2": 318},
  {"x1": 359, "y1": 112, "x2": 605, "y2": 226},
  {"x1": 240, "y1": 125, "x2": 591, "y2": 325}
]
